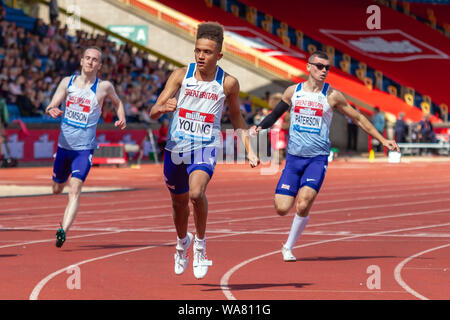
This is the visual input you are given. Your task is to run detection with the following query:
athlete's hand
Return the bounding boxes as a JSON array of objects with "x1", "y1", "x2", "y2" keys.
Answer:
[
  {"x1": 248, "y1": 151, "x2": 260, "y2": 168},
  {"x1": 383, "y1": 139, "x2": 400, "y2": 152},
  {"x1": 249, "y1": 125, "x2": 262, "y2": 137},
  {"x1": 46, "y1": 107, "x2": 63, "y2": 118},
  {"x1": 160, "y1": 98, "x2": 178, "y2": 113},
  {"x1": 115, "y1": 119, "x2": 127, "y2": 130}
]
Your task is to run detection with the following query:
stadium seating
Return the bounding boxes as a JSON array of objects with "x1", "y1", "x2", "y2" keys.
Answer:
[
  {"x1": 4, "y1": 6, "x2": 36, "y2": 30},
  {"x1": 226, "y1": 0, "x2": 449, "y2": 120},
  {"x1": 150, "y1": 0, "x2": 433, "y2": 122}
]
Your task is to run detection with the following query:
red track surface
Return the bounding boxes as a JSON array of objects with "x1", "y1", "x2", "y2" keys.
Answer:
[{"x1": 0, "y1": 161, "x2": 449, "y2": 300}]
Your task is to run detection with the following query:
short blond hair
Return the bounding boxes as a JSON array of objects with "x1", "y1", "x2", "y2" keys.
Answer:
[{"x1": 82, "y1": 46, "x2": 103, "y2": 62}]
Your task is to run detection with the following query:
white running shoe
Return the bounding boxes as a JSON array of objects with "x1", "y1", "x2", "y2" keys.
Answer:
[
  {"x1": 281, "y1": 246, "x2": 296, "y2": 262},
  {"x1": 174, "y1": 232, "x2": 193, "y2": 275},
  {"x1": 193, "y1": 245, "x2": 213, "y2": 279}
]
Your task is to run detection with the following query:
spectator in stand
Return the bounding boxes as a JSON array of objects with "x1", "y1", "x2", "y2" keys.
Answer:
[
  {"x1": 240, "y1": 96, "x2": 253, "y2": 124},
  {"x1": 17, "y1": 87, "x2": 42, "y2": 117},
  {"x1": 418, "y1": 113, "x2": 437, "y2": 143},
  {"x1": 102, "y1": 102, "x2": 115, "y2": 124},
  {"x1": 49, "y1": 0, "x2": 59, "y2": 24},
  {"x1": 345, "y1": 105, "x2": 359, "y2": 151},
  {"x1": 268, "y1": 93, "x2": 288, "y2": 163},
  {"x1": 252, "y1": 107, "x2": 270, "y2": 126},
  {"x1": 157, "y1": 118, "x2": 169, "y2": 161},
  {"x1": 371, "y1": 106, "x2": 385, "y2": 152},
  {"x1": 394, "y1": 112, "x2": 408, "y2": 143},
  {"x1": 33, "y1": 18, "x2": 48, "y2": 39}
]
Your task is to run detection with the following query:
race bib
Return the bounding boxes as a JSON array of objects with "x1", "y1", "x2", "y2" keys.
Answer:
[
  {"x1": 63, "y1": 97, "x2": 91, "y2": 128},
  {"x1": 292, "y1": 100, "x2": 324, "y2": 134},
  {"x1": 175, "y1": 107, "x2": 214, "y2": 142}
]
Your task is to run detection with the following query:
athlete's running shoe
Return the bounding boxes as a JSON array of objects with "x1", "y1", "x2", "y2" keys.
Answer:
[
  {"x1": 193, "y1": 245, "x2": 212, "y2": 279},
  {"x1": 281, "y1": 246, "x2": 296, "y2": 262},
  {"x1": 55, "y1": 227, "x2": 66, "y2": 248},
  {"x1": 174, "y1": 232, "x2": 193, "y2": 275}
]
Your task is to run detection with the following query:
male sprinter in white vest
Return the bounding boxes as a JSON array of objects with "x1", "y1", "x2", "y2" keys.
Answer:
[
  {"x1": 251, "y1": 51, "x2": 399, "y2": 262},
  {"x1": 150, "y1": 22, "x2": 259, "y2": 279},
  {"x1": 45, "y1": 46, "x2": 126, "y2": 248}
]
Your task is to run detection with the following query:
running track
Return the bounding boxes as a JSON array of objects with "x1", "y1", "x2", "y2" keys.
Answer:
[{"x1": 0, "y1": 160, "x2": 449, "y2": 300}]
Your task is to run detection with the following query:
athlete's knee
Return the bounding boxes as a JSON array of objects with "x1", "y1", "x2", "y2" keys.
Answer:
[
  {"x1": 68, "y1": 179, "x2": 83, "y2": 198},
  {"x1": 296, "y1": 198, "x2": 312, "y2": 217},
  {"x1": 52, "y1": 183, "x2": 64, "y2": 194},
  {"x1": 189, "y1": 188, "x2": 205, "y2": 203},
  {"x1": 274, "y1": 201, "x2": 291, "y2": 216}
]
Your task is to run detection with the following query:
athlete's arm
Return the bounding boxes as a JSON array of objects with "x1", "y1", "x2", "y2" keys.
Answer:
[
  {"x1": 45, "y1": 77, "x2": 70, "y2": 118},
  {"x1": 250, "y1": 85, "x2": 295, "y2": 134},
  {"x1": 149, "y1": 67, "x2": 186, "y2": 120},
  {"x1": 328, "y1": 88, "x2": 399, "y2": 152},
  {"x1": 225, "y1": 75, "x2": 259, "y2": 167},
  {"x1": 105, "y1": 81, "x2": 126, "y2": 130}
]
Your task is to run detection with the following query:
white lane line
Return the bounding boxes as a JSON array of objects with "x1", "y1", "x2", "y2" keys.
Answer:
[
  {"x1": 393, "y1": 243, "x2": 450, "y2": 300},
  {"x1": 3, "y1": 177, "x2": 450, "y2": 213},
  {"x1": 220, "y1": 222, "x2": 450, "y2": 300},
  {"x1": 3, "y1": 205, "x2": 449, "y2": 250},
  {"x1": 28, "y1": 226, "x2": 292, "y2": 300}
]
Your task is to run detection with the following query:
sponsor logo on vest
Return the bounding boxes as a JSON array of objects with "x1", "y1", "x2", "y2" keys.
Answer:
[{"x1": 185, "y1": 111, "x2": 206, "y2": 122}]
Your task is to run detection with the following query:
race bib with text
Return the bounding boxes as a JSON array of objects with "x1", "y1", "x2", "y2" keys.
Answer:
[
  {"x1": 292, "y1": 100, "x2": 324, "y2": 134},
  {"x1": 63, "y1": 96, "x2": 91, "y2": 128},
  {"x1": 175, "y1": 107, "x2": 215, "y2": 142}
]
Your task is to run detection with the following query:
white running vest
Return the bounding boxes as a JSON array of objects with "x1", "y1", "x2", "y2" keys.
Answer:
[
  {"x1": 288, "y1": 82, "x2": 333, "y2": 157},
  {"x1": 166, "y1": 63, "x2": 226, "y2": 152},
  {"x1": 58, "y1": 75, "x2": 102, "y2": 150}
]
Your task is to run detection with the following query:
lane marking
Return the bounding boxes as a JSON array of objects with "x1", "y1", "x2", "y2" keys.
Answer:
[
  {"x1": 393, "y1": 243, "x2": 450, "y2": 300},
  {"x1": 220, "y1": 222, "x2": 450, "y2": 300}
]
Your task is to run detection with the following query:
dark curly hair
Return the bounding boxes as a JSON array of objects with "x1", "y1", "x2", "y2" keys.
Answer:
[{"x1": 196, "y1": 22, "x2": 224, "y2": 52}]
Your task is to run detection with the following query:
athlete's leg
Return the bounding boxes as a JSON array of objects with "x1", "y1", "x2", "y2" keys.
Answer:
[
  {"x1": 52, "y1": 147, "x2": 71, "y2": 194},
  {"x1": 281, "y1": 155, "x2": 327, "y2": 260},
  {"x1": 164, "y1": 149, "x2": 193, "y2": 275},
  {"x1": 170, "y1": 191, "x2": 190, "y2": 239},
  {"x1": 283, "y1": 155, "x2": 327, "y2": 248},
  {"x1": 283, "y1": 186, "x2": 317, "y2": 248},
  {"x1": 186, "y1": 147, "x2": 215, "y2": 279},
  {"x1": 274, "y1": 194, "x2": 296, "y2": 216},
  {"x1": 273, "y1": 153, "x2": 302, "y2": 216},
  {"x1": 189, "y1": 169, "x2": 213, "y2": 279},
  {"x1": 279, "y1": 187, "x2": 315, "y2": 261},
  {"x1": 61, "y1": 177, "x2": 83, "y2": 232},
  {"x1": 188, "y1": 170, "x2": 211, "y2": 240},
  {"x1": 52, "y1": 181, "x2": 66, "y2": 194},
  {"x1": 295, "y1": 185, "x2": 318, "y2": 218}
]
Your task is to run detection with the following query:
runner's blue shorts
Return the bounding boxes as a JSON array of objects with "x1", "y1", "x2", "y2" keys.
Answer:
[
  {"x1": 52, "y1": 147, "x2": 94, "y2": 183},
  {"x1": 163, "y1": 147, "x2": 217, "y2": 194},
  {"x1": 275, "y1": 153, "x2": 328, "y2": 197}
]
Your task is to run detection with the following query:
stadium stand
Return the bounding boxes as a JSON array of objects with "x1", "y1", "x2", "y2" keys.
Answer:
[
  {"x1": 0, "y1": 1, "x2": 174, "y2": 125},
  {"x1": 137, "y1": 0, "x2": 438, "y2": 124},
  {"x1": 216, "y1": 0, "x2": 449, "y2": 122},
  {"x1": 380, "y1": 0, "x2": 450, "y2": 37},
  {"x1": 232, "y1": 0, "x2": 450, "y2": 117}
]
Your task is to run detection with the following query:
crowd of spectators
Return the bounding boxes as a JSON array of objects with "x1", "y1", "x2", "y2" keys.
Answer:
[
  {"x1": 0, "y1": 4, "x2": 172, "y2": 125},
  {"x1": 0, "y1": 3, "x2": 275, "y2": 128}
]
